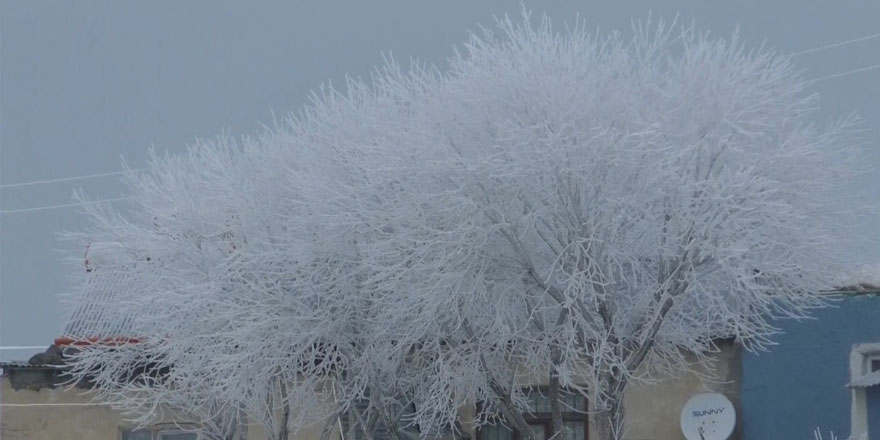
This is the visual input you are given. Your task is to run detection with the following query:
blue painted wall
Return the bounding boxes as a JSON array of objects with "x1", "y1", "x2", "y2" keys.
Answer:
[
  {"x1": 742, "y1": 295, "x2": 880, "y2": 440},
  {"x1": 869, "y1": 388, "x2": 880, "y2": 434}
]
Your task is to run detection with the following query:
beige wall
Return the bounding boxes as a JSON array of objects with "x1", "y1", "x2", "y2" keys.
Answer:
[
  {"x1": 0, "y1": 378, "x2": 327, "y2": 440},
  {"x1": 622, "y1": 341, "x2": 741, "y2": 440},
  {"x1": 1, "y1": 343, "x2": 740, "y2": 440},
  {"x1": 1, "y1": 378, "x2": 126, "y2": 440}
]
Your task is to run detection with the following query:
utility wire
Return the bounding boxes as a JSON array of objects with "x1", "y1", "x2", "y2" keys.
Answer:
[
  {"x1": 0, "y1": 197, "x2": 131, "y2": 215},
  {"x1": 0, "y1": 403, "x2": 110, "y2": 407},
  {"x1": 808, "y1": 62, "x2": 880, "y2": 84},
  {"x1": 0, "y1": 168, "x2": 145, "y2": 190},
  {"x1": 0, "y1": 33, "x2": 876, "y2": 205},
  {"x1": 787, "y1": 31, "x2": 880, "y2": 85},
  {"x1": 791, "y1": 32, "x2": 880, "y2": 56},
  {"x1": 0, "y1": 346, "x2": 50, "y2": 350}
]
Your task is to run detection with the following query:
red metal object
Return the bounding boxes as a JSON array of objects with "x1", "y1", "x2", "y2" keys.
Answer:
[{"x1": 54, "y1": 336, "x2": 142, "y2": 347}]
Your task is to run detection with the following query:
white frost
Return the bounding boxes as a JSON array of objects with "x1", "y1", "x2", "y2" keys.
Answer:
[
  {"x1": 62, "y1": 13, "x2": 870, "y2": 440},
  {"x1": 837, "y1": 263, "x2": 880, "y2": 291}
]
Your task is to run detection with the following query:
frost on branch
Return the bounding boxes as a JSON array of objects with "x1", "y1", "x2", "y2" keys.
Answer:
[{"x1": 63, "y1": 14, "x2": 869, "y2": 440}]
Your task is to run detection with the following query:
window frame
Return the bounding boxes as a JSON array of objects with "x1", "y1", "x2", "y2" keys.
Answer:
[
  {"x1": 119, "y1": 427, "x2": 198, "y2": 440},
  {"x1": 476, "y1": 386, "x2": 589, "y2": 440},
  {"x1": 338, "y1": 393, "x2": 427, "y2": 440},
  {"x1": 157, "y1": 430, "x2": 199, "y2": 440},
  {"x1": 867, "y1": 353, "x2": 880, "y2": 373}
]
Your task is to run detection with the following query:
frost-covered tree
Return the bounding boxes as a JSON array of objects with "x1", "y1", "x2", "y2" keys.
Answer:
[
  {"x1": 64, "y1": 75, "x2": 450, "y2": 440},
  {"x1": 65, "y1": 14, "x2": 868, "y2": 440},
  {"x1": 325, "y1": 16, "x2": 867, "y2": 439},
  {"x1": 813, "y1": 430, "x2": 867, "y2": 440}
]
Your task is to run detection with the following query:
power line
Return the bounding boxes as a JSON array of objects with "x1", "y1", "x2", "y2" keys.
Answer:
[
  {"x1": 0, "y1": 346, "x2": 49, "y2": 350},
  {"x1": 791, "y1": 32, "x2": 880, "y2": 56},
  {"x1": 0, "y1": 403, "x2": 109, "y2": 407},
  {"x1": 808, "y1": 62, "x2": 880, "y2": 84},
  {"x1": 0, "y1": 34, "x2": 875, "y2": 213},
  {"x1": 0, "y1": 168, "x2": 145, "y2": 190},
  {"x1": 0, "y1": 197, "x2": 131, "y2": 215}
]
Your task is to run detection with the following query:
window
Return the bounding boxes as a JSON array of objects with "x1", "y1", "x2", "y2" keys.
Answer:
[
  {"x1": 159, "y1": 433, "x2": 198, "y2": 440},
  {"x1": 339, "y1": 394, "x2": 465, "y2": 440},
  {"x1": 340, "y1": 393, "x2": 416, "y2": 440},
  {"x1": 121, "y1": 429, "x2": 197, "y2": 440},
  {"x1": 477, "y1": 387, "x2": 588, "y2": 440}
]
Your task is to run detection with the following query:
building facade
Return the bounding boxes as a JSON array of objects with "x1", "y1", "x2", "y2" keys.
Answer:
[
  {"x1": 1, "y1": 341, "x2": 742, "y2": 440},
  {"x1": 741, "y1": 292, "x2": 880, "y2": 440}
]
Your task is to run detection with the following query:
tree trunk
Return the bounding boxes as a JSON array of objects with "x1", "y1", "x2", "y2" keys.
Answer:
[
  {"x1": 494, "y1": 393, "x2": 539, "y2": 440},
  {"x1": 320, "y1": 411, "x2": 341, "y2": 440},
  {"x1": 594, "y1": 376, "x2": 626, "y2": 440},
  {"x1": 351, "y1": 407, "x2": 376, "y2": 440},
  {"x1": 232, "y1": 408, "x2": 248, "y2": 440},
  {"x1": 594, "y1": 398, "x2": 625, "y2": 440},
  {"x1": 373, "y1": 391, "x2": 403, "y2": 440},
  {"x1": 278, "y1": 377, "x2": 291, "y2": 440},
  {"x1": 460, "y1": 319, "x2": 537, "y2": 440},
  {"x1": 548, "y1": 364, "x2": 564, "y2": 440}
]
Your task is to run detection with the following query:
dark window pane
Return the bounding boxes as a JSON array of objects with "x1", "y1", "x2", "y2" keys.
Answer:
[
  {"x1": 527, "y1": 423, "x2": 547, "y2": 439},
  {"x1": 562, "y1": 391, "x2": 587, "y2": 411},
  {"x1": 479, "y1": 423, "x2": 513, "y2": 440},
  {"x1": 523, "y1": 389, "x2": 549, "y2": 413},
  {"x1": 122, "y1": 431, "x2": 153, "y2": 440},
  {"x1": 159, "y1": 433, "x2": 197, "y2": 440},
  {"x1": 340, "y1": 396, "x2": 423, "y2": 440},
  {"x1": 477, "y1": 387, "x2": 588, "y2": 440},
  {"x1": 523, "y1": 388, "x2": 586, "y2": 413},
  {"x1": 561, "y1": 421, "x2": 586, "y2": 440},
  {"x1": 871, "y1": 358, "x2": 880, "y2": 372}
]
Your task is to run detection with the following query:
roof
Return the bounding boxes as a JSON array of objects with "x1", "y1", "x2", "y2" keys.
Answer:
[
  {"x1": 821, "y1": 288, "x2": 880, "y2": 297},
  {"x1": 848, "y1": 370, "x2": 880, "y2": 388},
  {"x1": 833, "y1": 286, "x2": 880, "y2": 295},
  {"x1": 0, "y1": 361, "x2": 62, "y2": 371},
  {"x1": 837, "y1": 263, "x2": 880, "y2": 293},
  {"x1": 0, "y1": 360, "x2": 74, "y2": 391},
  {"x1": 61, "y1": 264, "x2": 140, "y2": 345}
]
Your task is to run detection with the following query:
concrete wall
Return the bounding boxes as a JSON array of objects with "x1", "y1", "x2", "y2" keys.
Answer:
[
  {"x1": 1, "y1": 378, "x2": 126, "y2": 440},
  {"x1": 1, "y1": 342, "x2": 741, "y2": 440},
  {"x1": 457, "y1": 340, "x2": 741, "y2": 440},
  {"x1": 741, "y1": 294, "x2": 880, "y2": 440},
  {"x1": 1, "y1": 378, "x2": 265, "y2": 440},
  {"x1": 623, "y1": 340, "x2": 741, "y2": 440}
]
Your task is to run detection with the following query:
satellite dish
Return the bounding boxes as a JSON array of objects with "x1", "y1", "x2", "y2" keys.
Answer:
[{"x1": 680, "y1": 393, "x2": 736, "y2": 440}]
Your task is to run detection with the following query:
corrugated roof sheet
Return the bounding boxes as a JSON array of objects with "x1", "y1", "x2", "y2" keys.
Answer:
[
  {"x1": 63, "y1": 265, "x2": 140, "y2": 341},
  {"x1": 848, "y1": 370, "x2": 880, "y2": 388}
]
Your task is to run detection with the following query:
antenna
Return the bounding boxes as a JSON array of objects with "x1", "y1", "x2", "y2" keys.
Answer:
[{"x1": 680, "y1": 393, "x2": 736, "y2": 440}]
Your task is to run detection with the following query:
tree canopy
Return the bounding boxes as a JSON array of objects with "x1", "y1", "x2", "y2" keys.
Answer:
[{"x1": 65, "y1": 14, "x2": 868, "y2": 440}]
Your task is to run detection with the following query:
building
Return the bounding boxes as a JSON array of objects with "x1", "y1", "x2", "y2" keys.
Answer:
[
  {"x1": 2, "y1": 244, "x2": 748, "y2": 439},
  {"x1": 7, "y1": 287, "x2": 879, "y2": 439},
  {"x1": 742, "y1": 290, "x2": 880, "y2": 440},
  {"x1": 1, "y1": 340, "x2": 742, "y2": 440},
  {"x1": 20, "y1": 255, "x2": 880, "y2": 439},
  {"x1": 0, "y1": 349, "x2": 329, "y2": 440}
]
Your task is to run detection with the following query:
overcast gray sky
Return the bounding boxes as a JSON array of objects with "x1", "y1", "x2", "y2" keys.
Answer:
[{"x1": 1, "y1": 0, "x2": 878, "y2": 361}]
